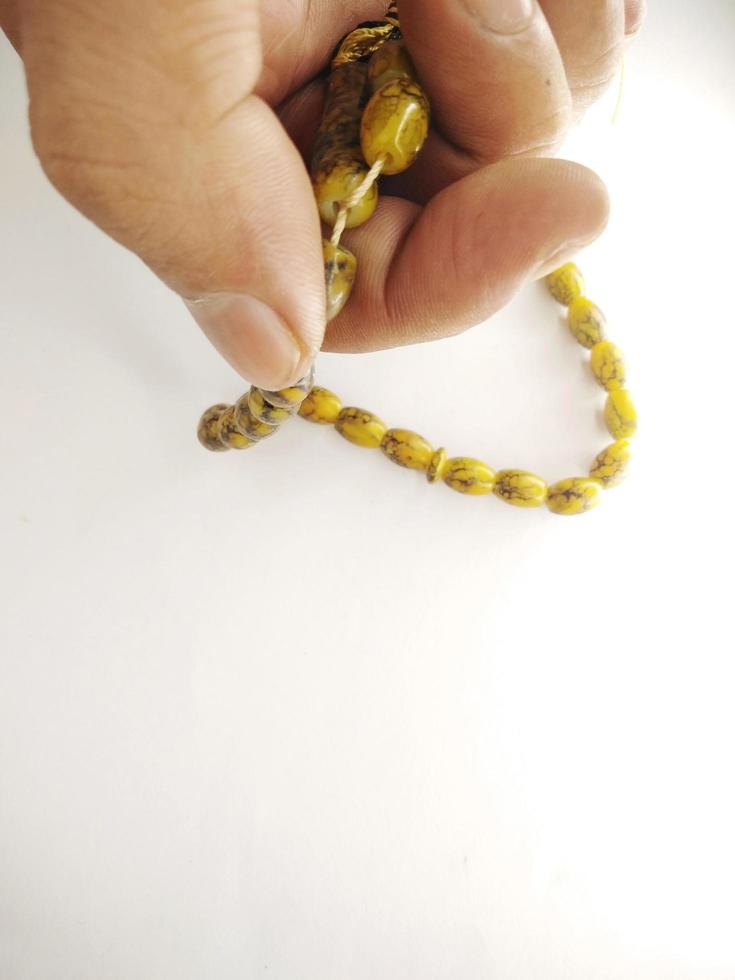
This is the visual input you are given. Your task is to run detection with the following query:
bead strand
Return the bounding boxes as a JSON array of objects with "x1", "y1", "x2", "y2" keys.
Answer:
[{"x1": 196, "y1": 6, "x2": 636, "y2": 517}]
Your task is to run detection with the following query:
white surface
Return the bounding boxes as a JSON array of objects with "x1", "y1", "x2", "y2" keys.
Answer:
[{"x1": 2, "y1": 4, "x2": 735, "y2": 979}]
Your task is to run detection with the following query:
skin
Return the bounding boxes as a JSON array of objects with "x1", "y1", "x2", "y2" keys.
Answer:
[{"x1": 0, "y1": 0, "x2": 644, "y2": 389}]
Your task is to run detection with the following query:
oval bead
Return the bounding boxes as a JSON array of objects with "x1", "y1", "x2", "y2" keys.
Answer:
[
  {"x1": 546, "y1": 263, "x2": 585, "y2": 306},
  {"x1": 360, "y1": 78, "x2": 430, "y2": 175},
  {"x1": 426, "y1": 448, "x2": 448, "y2": 484},
  {"x1": 547, "y1": 477, "x2": 604, "y2": 516},
  {"x1": 233, "y1": 397, "x2": 280, "y2": 442},
  {"x1": 218, "y1": 406, "x2": 255, "y2": 450},
  {"x1": 335, "y1": 407, "x2": 387, "y2": 448},
  {"x1": 443, "y1": 458, "x2": 496, "y2": 496},
  {"x1": 368, "y1": 40, "x2": 415, "y2": 92},
  {"x1": 248, "y1": 387, "x2": 294, "y2": 426},
  {"x1": 381, "y1": 428, "x2": 434, "y2": 471},
  {"x1": 197, "y1": 403, "x2": 231, "y2": 452},
  {"x1": 604, "y1": 389, "x2": 638, "y2": 439},
  {"x1": 314, "y1": 153, "x2": 379, "y2": 228},
  {"x1": 298, "y1": 386, "x2": 343, "y2": 425},
  {"x1": 323, "y1": 240, "x2": 357, "y2": 321},
  {"x1": 567, "y1": 296, "x2": 607, "y2": 349},
  {"x1": 493, "y1": 469, "x2": 548, "y2": 508},
  {"x1": 590, "y1": 340, "x2": 626, "y2": 390},
  {"x1": 590, "y1": 440, "x2": 632, "y2": 488},
  {"x1": 260, "y1": 367, "x2": 315, "y2": 410}
]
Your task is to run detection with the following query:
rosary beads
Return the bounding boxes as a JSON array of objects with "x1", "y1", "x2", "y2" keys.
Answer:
[{"x1": 197, "y1": 4, "x2": 637, "y2": 516}]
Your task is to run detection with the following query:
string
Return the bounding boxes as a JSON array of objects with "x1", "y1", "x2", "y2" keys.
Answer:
[{"x1": 330, "y1": 155, "x2": 387, "y2": 249}]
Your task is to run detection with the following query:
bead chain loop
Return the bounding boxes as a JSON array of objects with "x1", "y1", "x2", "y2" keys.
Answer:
[{"x1": 196, "y1": 4, "x2": 637, "y2": 517}]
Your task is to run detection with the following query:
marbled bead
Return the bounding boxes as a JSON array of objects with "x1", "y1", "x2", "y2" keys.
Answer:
[
  {"x1": 590, "y1": 340, "x2": 626, "y2": 390},
  {"x1": 260, "y1": 367, "x2": 315, "y2": 410},
  {"x1": 368, "y1": 40, "x2": 415, "y2": 92},
  {"x1": 314, "y1": 151, "x2": 379, "y2": 228},
  {"x1": 360, "y1": 78, "x2": 430, "y2": 175},
  {"x1": 197, "y1": 403, "x2": 230, "y2": 452},
  {"x1": 335, "y1": 407, "x2": 387, "y2": 448},
  {"x1": 323, "y1": 240, "x2": 357, "y2": 322},
  {"x1": 426, "y1": 448, "x2": 448, "y2": 484},
  {"x1": 298, "y1": 386, "x2": 343, "y2": 425},
  {"x1": 590, "y1": 440, "x2": 632, "y2": 488},
  {"x1": 546, "y1": 263, "x2": 585, "y2": 306},
  {"x1": 442, "y1": 458, "x2": 496, "y2": 496},
  {"x1": 233, "y1": 397, "x2": 279, "y2": 442},
  {"x1": 604, "y1": 389, "x2": 638, "y2": 439},
  {"x1": 567, "y1": 296, "x2": 607, "y2": 349},
  {"x1": 248, "y1": 387, "x2": 295, "y2": 426},
  {"x1": 218, "y1": 406, "x2": 255, "y2": 450},
  {"x1": 381, "y1": 428, "x2": 434, "y2": 471},
  {"x1": 547, "y1": 477, "x2": 604, "y2": 515},
  {"x1": 493, "y1": 469, "x2": 548, "y2": 508}
]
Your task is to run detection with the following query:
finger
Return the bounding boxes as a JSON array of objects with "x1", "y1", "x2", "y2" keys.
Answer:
[
  {"x1": 398, "y1": 0, "x2": 572, "y2": 164},
  {"x1": 325, "y1": 158, "x2": 609, "y2": 352},
  {"x1": 538, "y1": 0, "x2": 626, "y2": 114},
  {"x1": 21, "y1": 0, "x2": 324, "y2": 389},
  {"x1": 0, "y1": 0, "x2": 21, "y2": 50},
  {"x1": 624, "y1": 0, "x2": 646, "y2": 37}
]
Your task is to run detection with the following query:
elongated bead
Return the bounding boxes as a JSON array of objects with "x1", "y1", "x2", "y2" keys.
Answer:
[
  {"x1": 360, "y1": 78, "x2": 430, "y2": 175},
  {"x1": 248, "y1": 387, "x2": 294, "y2": 426},
  {"x1": 604, "y1": 389, "x2": 638, "y2": 439},
  {"x1": 590, "y1": 340, "x2": 626, "y2": 390},
  {"x1": 233, "y1": 397, "x2": 279, "y2": 442},
  {"x1": 547, "y1": 477, "x2": 603, "y2": 515},
  {"x1": 443, "y1": 458, "x2": 496, "y2": 495},
  {"x1": 590, "y1": 440, "x2": 632, "y2": 488},
  {"x1": 218, "y1": 406, "x2": 255, "y2": 450},
  {"x1": 368, "y1": 40, "x2": 415, "y2": 92},
  {"x1": 426, "y1": 448, "x2": 448, "y2": 484},
  {"x1": 493, "y1": 469, "x2": 548, "y2": 508},
  {"x1": 260, "y1": 368, "x2": 315, "y2": 410},
  {"x1": 298, "y1": 387, "x2": 343, "y2": 425},
  {"x1": 381, "y1": 428, "x2": 434, "y2": 471},
  {"x1": 546, "y1": 263, "x2": 584, "y2": 306},
  {"x1": 567, "y1": 297, "x2": 607, "y2": 349},
  {"x1": 312, "y1": 63, "x2": 378, "y2": 229},
  {"x1": 324, "y1": 240, "x2": 357, "y2": 321},
  {"x1": 335, "y1": 407, "x2": 387, "y2": 448},
  {"x1": 197, "y1": 403, "x2": 230, "y2": 452}
]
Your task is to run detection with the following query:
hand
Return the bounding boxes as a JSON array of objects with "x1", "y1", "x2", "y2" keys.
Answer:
[{"x1": 1, "y1": 1, "x2": 644, "y2": 389}]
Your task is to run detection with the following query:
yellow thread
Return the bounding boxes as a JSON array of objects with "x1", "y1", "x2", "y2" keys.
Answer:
[
  {"x1": 612, "y1": 58, "x2": 625, "y2": 125},
  {"x1": 330, "y1": 154, "x2": 386, "y2": 248}
]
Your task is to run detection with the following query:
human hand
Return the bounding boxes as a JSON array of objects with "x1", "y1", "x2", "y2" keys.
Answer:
[{"x1": 1, "y1": 0, "x2": 644, "y2": 389}]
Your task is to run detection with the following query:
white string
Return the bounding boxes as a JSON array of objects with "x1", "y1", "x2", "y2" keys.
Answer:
[{"x1": 330, "y1": 155, "x2": 387, "y2": 249}]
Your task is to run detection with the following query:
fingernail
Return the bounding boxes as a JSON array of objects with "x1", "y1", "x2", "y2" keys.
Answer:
[
  {"x1": 463, "y1": 0, "x2": 535, "y2": 34},
  {"x1": 186, "y1": 293, "x2": 307, "y2": 389}
]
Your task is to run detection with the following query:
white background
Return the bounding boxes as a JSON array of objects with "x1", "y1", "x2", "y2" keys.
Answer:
[{"x1": 2, "y1": 3, "x2": 734, "y2": 978}]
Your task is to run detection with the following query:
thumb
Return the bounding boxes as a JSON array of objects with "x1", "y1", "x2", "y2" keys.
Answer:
[{"x1": 19, "y1": 0, "x2": 325, "y2": 389}]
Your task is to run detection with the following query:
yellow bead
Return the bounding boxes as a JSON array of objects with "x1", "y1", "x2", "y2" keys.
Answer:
[
  {"x1": 233, "y1": 396, "x2": 279, "y2": 442},
  {"x1": 248, "y1": 387, "x2": 294, "y2": 425},
  {"x1": 335, "y1": 407, "x2": 387, "y2": 448},
  {"x1": 323, "y1": 240, "x2": 357, "y2": 322},
  {"x1": 298, "y1": 386, "x2": 343, "y2": 425},
  {"x1": 590, "y1": 440, "x2": 632, "y2": 488},
  {"x1": 312, "y1": 62, "x2": 379, "y2": 229},
  {"x1": 442, "y1": 458, "x2": 496, "y2": 496},
  {"x1": 547, "y1": 477, "x2": 603, "y2": 516},
  {"x1": 426, "y1": 448, "x2": 448, "y2": 484},
  {"x1": 218, "y1": 406, "x2": 255, "y2": 450},
  {"x1": 197, "y1": 403, "x2": 230, "y2": 452},
  {"x1": 590, "y1": 340, "x2": 626, "y2": 390},
  {"x1": 493, "y1": 470, "x2": 548, "y2": 508},
  {"x1": 567, "y1": 296, "x2": 607, "y2": 349},
  {"x1": 381, "y1": 428, "x2": 434, "y2": 471},
  {"x1": 260, "y1": 369, "x2": 315, "y2": 410},
  {"x1": 360, "y1": 78, "x2": 430, "y2": 175},
  {"x1": 546, "y1": 263, "x2": 585, "y2": 306},
  {"x1": 314, "y1": 152, "x2": 379, "y2": 228},
  {"x1": 368, "y1": 40, "x2": 416, "y2": 92},
  {"x1": 604, "y1": 389, "x2": 638, "y2": 439}
]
